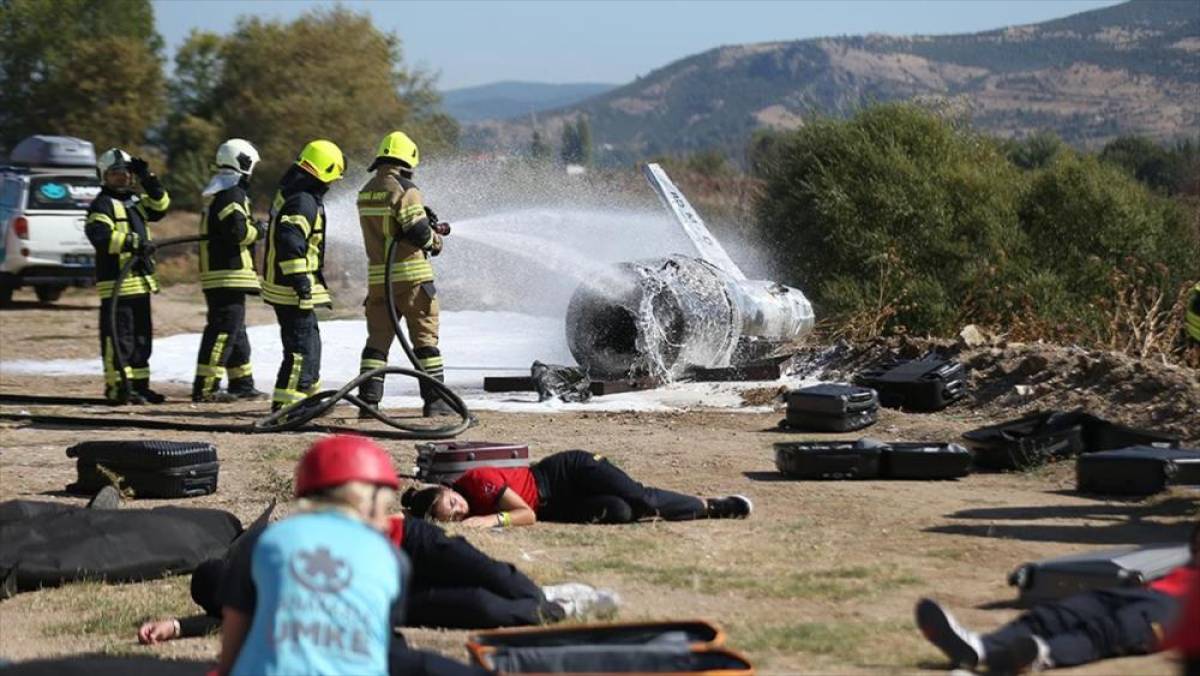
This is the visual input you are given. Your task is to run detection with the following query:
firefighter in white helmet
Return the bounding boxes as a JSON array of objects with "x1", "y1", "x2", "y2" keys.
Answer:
[
  {"x1": 84, "y1": 149, "x2": 170, "y2": 404},
  {"x1": 192, "y1": 139, "x2": 268, "y2": 402}
]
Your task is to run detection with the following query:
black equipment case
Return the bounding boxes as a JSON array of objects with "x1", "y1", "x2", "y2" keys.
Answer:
[
  {"x1": 1008, "y1": 543, "x2": 1191, "y2": 605},
  {"x1": 965, "y1": 411, "x2": 1179, "y2": 471},
  {"x1": 855, "y1": 357, "x2": 966, "y2": 412},
  {"x1": 66, "y1": 440, "x2": 219, "y2": 498},
  {"x1": 415, "y1": 441, "x2": 531, "y2": 484},
  {"x1": 466, "y1": 620, "x2": 752, "y2": 674},
  {"x1": 783, "y1": 383, "x2": 879, "y2": 432},
  {"x1": 882, "y1": 442, "x2": 972, "y2": 480},
  {"x1": 1076, "y1": 446, "x2": 1200, "y2": 495},
  {"x1": 774, "y1": 439, "x2": 885, "y2": 480}
]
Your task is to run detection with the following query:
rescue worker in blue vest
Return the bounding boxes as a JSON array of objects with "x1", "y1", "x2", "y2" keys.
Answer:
[
  {"x1": 85, "y1": 149, "x2": 170, "y2": 405},
  {"x1": 192, "y1": 139, "x2": 267, "y2": 403},
  {"x1": 356, "y1": 132, "x2": 453, "y2": 417},
  {"x1": 261, "y1": 140, "x2": 343, "y2": 413}
]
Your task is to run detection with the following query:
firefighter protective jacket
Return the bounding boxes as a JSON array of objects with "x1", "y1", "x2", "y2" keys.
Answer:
[
  {"x1": 84, "y1": 178, "x2": 170, "y2": 298},
  {"x1": 357, "y1": 165, "x2": 438, "y2": 287},
  {"x1": 200, "y1": 185, "x2": 261, "y2": 292},
  {"x1": 261, "y1": 178, "x2": 329, "y2": 310}
]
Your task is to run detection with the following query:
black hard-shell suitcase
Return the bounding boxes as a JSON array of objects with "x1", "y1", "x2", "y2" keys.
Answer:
[
  {"x1": 66, "y1": 440, "x2": 219, "y2": 498},
  {"x1": 1076, "y1": 446, "x2": 1200, "y2": 495},
  {"x1": 1008, "y1": 543, "x2": 1191, "y2": 605},
  {"x1": 415, "y1": 441, "x2": 531, "y2": 484},
  {"x1": 964, "y1": 411, "x2": 1086, "y2": 470},
  {"x1": 966, "y1": 411, "x2": 1179, "y2": 471},
  {"x1": 882, "y1": 442, "x2": 972, "y2": 479},
  {"x1": 783, "y1": 383, "x2": 879, "y2": 432},
  {"x1": 856, "y1": 357, "x2": 966, "y2": 412},
  {"x1": 774, "y1": 439, "x2": 885, "y2": 479}
]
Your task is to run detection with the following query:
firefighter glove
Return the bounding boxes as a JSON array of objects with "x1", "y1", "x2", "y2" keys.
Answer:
[
  {"x1": 428, "y1": 232, "x2": 444, "y2": 256},
  {"x1": 254, "y1": 219, "x2": 269, "y2": 242},
  {"x1": 127, "y1": 157, "x2": 150, "y2": 180},
  {"x1": 423, "y1": 206, "x2": 439, "y2": 225}
]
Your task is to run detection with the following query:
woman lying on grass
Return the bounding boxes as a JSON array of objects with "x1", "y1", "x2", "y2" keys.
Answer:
[{"x1": 402, "y1": 449, "x2": 752, "y2": 527}]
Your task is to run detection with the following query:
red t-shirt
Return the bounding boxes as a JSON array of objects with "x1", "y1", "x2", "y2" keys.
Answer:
[
  {"x1": 387, "y1": 515, "x2": 405, "y2": 548},
  {"x1": 453, "y1": 466, "x2": 540, "y2": 515},
  {"x1": 1148, "y1": 565, "x2": 1197, "y2": 598}
]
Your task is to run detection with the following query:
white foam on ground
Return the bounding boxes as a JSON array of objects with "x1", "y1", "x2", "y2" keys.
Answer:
[{"x1": 0, "y1": 312, "x2": 810, "y2": 413}]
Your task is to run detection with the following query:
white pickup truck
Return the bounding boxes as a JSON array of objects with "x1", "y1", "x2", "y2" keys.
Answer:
[{"x1": 0, "y1": 135, "x2": 100, "y2": 305}]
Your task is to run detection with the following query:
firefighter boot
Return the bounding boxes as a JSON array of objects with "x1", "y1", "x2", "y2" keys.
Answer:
[
  {"x1": 133, "y1": 379, "x2": 166, "y2": 404},
  {"x1": 420, "y1": 376, "x2": 456, "y2": 417},
  {"x1": 106, "y1": 382, "x2": 144, "y2": 406},
  {"x1": 357, "y1": 376, "x2": 384, "y2": 418},
  {"x1": 227, "y1": 377, "x2": 267, "y2": 401},
  {"x1": 192, "y1": 377, "x2": 237, "y2": 403}
]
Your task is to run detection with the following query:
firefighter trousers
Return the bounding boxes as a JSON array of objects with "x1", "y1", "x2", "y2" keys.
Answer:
[
  {"x1": 271, "y1": 305, "x2": 321, "y2": 410},
  {"x1": 359, "y1": 281, "x2": 443, "y2": 403},
  {"x1": 99, "y1": 294, "x2": 152, "y2": 400},
  {"x1": 193, "y1": 290, "x2": 254, "y2": 397}
]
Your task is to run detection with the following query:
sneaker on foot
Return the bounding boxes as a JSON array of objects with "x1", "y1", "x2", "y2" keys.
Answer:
[
  {"x1": 542, "y1": 583, "x2": 620, "y2": 620},
  {"x1": 915, "y1": 598, "x2": 985, "y2": 669},
  {"x1": 86, "y1": 485, "x2": 121, "y2": 510},
  {"x1": 707, "y1": 495, "x2": 753, "y2": 519}
]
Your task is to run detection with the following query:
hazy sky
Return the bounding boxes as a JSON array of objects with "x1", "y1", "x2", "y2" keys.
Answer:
[{"x1": 153, "y1": 0, "x2": 1124, "y2": 90}]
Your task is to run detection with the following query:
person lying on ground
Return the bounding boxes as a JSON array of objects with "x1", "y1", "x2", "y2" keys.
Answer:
[
  {"x1": 215, "y1": 435, "x2": 480, "y2": 676},
  {"x1": 402, "y1": 449, "x2": 752, "y2": 527},
  {"x1": 139, "y1": 511, "x2": 616, "y2": 643},
  {"x1": 916, "y1": 521, "x2": 1199, "y2": 673}
]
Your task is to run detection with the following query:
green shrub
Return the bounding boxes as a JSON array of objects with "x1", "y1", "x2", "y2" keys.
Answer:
[{"x1": 755, "y1": 103, "x2": 1026, "y2": 335}]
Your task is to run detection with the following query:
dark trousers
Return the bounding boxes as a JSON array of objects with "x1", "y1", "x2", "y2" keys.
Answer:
[
  {"x1": 982, "y1": 588, "x2": 1178, "y2": 668},
  {"x1": 532, "y1": 450, "x2": 707, "y2": 524},
  {"x1": 193, "y1": 290, "x2": 253, "y2": 396},
  {"x1": 99, "y1": 294, "x2": 152, "y2": 398},
  {"x1": 271, "y1": 305, "x2": 321, "y2": 409},
  {"x1": 402, "y1": 517, "x2": 561, "y2": 629}
]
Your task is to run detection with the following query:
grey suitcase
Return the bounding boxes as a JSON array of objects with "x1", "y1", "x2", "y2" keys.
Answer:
[{"x1": 1008, "y1": 543, "x2": 1191, "y2": 605}]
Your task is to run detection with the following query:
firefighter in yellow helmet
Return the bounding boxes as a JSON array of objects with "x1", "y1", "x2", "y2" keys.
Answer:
[
  {"x1": 262, "y1": 140, "x2": 344, "y2": 413},
  {"x1": 356, "y1": 131, "x2": 453, "y2": 416}
]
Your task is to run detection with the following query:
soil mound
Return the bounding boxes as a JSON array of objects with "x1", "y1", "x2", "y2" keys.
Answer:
[{"x1": 787, "y1": 334, "x2": 1200, "y2": 444}]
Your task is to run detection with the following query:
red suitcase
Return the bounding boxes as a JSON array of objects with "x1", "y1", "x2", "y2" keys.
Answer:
[{"x1": 415, "y1": 441, "x2": 530, "y2": 484}]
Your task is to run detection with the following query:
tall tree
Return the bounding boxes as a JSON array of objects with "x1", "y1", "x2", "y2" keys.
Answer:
[
  {"x1": 0, "y1": 0, "x2": 164, "y2": 152},
  {"x1": 575, "y1": 116, "x2": 593, "y2": 166},
  {"x1": 209, "y1": 7, "x2": 455, "y2": 187},
  {"x1": 560, "y1": 120, "x2": 581, "y2": 165},
  {"x1": 530, "y1": 129, "x2": 551, "y2": 161}
]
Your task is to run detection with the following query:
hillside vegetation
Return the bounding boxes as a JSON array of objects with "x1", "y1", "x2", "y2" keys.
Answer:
[{"x1": 469, "y1": 0, "x2": 1200, "y2": 162}]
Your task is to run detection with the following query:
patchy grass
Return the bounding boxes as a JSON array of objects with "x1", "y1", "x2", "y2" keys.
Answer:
[
  {"x1": 253, "y1": 466, "x2": 294, "y2": 503},
  {"x1": 40, "y1": 577, "x2": 193, "y2": 650},
  {"x1": 733, "y1": 618, "x2": 923, "y2": 668}
]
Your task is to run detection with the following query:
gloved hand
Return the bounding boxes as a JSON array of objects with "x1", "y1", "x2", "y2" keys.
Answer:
[
  {"x1": 127, "y1": 157, "x2": 150, "y2": 180},
  {"x1": 423, "y1": 206, "x2": 439, "y2": 225},
  {"x1": 254, "y1": 219, "x2": 269, "y2": 242},
  {"x1": 428, "y1": 232, "x2": 443, "y2": 256},
  {"x1": 296, "y1": 286, "x2": 313, "y2": 310}
]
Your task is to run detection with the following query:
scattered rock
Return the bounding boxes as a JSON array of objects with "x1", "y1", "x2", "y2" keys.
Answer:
[{"x1": 958, "y1": 324, "x2": 990, "y2": 348}]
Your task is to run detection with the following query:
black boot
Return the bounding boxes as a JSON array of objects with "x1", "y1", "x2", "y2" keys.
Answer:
[
  {"x1": 106, "y1": 382, "x2": 144, "y2": 405},
  {"x1": 419, "y1": 376, "x2": 456, "y2": 417},
  {"x1": 133, "y1": 379, "x2": 166, "y2": 404},
  {"x1": 357, "y1": 377, "x2": 383, "y2": 418},
  {"x1": 227, "y1": 377, "x2": 266, "y2": 400},
  {"x1": 192, "y1": 378, "x2": 236, "y2": 403},
  {"x1": 705, "y1": 495, "x2": 753, "y2": 519}
]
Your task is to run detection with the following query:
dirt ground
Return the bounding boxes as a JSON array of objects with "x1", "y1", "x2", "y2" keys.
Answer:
[{"x1": 0, "y1": 285, "x2": 1196, "y2": 674}]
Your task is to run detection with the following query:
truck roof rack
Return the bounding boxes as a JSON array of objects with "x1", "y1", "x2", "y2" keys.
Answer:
[{"x1": 7, "y1": 135, "x2": 96, "y2": 169}]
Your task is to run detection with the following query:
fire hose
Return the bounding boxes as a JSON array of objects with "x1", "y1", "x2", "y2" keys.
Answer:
[{"x1": 0, "y1": 228, "x2": 473, "y2": 440}]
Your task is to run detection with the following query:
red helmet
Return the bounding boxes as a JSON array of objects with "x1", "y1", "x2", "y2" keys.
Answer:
[{"x1": 294, "y1": 434, "x2": 399, "y2": 497}]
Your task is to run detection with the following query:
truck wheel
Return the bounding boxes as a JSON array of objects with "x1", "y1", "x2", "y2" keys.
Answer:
[
  {"x1": 0, "y1": 275, "x2": 15, "y2": 307},
  {"x1": 35, "y1": 285, "x2": 64, "y2": 303}
]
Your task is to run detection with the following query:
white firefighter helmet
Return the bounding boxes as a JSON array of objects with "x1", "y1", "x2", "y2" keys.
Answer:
[
  {"x1": 215, "y1": 138, "x2": 260, "y2": 176},
  {"x1": 96, "y1": 148, "x2": 133, "y2": 176}
]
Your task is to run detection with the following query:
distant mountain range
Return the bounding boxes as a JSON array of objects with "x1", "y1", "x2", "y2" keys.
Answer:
[
  {"x1": 440, "y1": 81, "x2": 617, "y2": 123},
  {"x1": 462, "y1": 0, "x2": 1199, "y2": 162}
]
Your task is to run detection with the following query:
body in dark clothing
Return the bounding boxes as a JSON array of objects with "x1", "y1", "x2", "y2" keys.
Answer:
[{"x1": 531, "y1": 450, "x2": 707, "y2": 524}]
